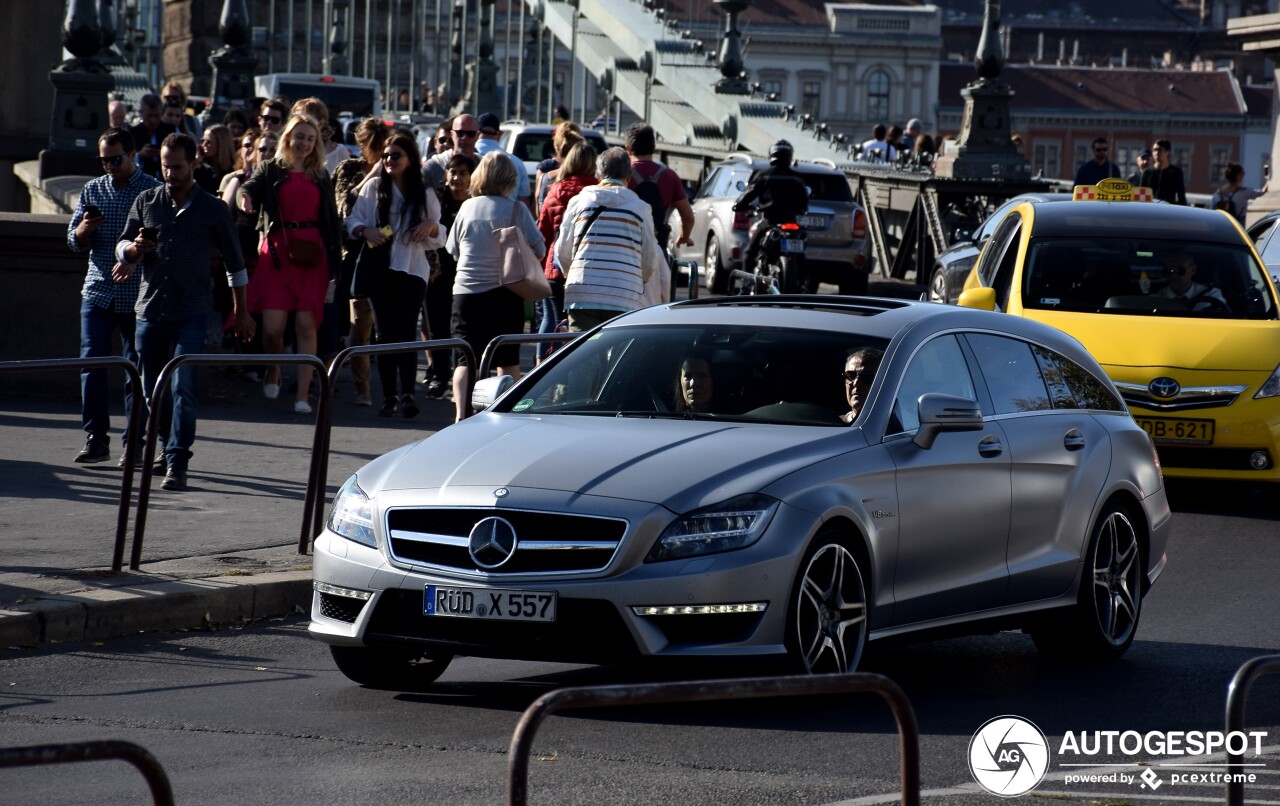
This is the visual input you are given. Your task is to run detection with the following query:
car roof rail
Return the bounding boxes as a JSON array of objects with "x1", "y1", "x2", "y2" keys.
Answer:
[
  {"x1": 724, "y1": 152, "x2": 756, "y2": 164},
  {"x1": 804, "y1": 158, "x2": 838, "y2": 170}
]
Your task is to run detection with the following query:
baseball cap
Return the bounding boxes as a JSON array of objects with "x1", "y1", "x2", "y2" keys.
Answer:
[
  {"x1": 1139, "y1": 149, "x2": 1153, "y2": 157},
  {"x1": 477, "y1": 113, "x2": 501, "y2": 134}
]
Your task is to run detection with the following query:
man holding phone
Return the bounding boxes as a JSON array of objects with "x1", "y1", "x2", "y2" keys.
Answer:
[
  {"x1": 115, "y1": 133, "x2": 255, "y2": 491},
  {"x1": 67, "y1": 126, "x2": 161, "y2": 465}
]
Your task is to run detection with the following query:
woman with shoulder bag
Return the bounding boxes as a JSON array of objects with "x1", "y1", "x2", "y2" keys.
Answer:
[
  {"x1": 237, "y1": 113, "x2": 343, "y2": 414},
  {"x1": 446, "y1": 151, "x2": 545, "y2": 423},
  {"x1": 346, "y1": 131, "x2": 443, "y2": 418}
]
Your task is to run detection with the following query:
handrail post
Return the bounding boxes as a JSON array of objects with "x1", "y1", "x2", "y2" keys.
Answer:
[
  {"x1": 0, "y1": 740, "x2": 175, "y2": 806},
  {"x1": 1225, "y1": 654, "x2": 1280, "y2": 806}
]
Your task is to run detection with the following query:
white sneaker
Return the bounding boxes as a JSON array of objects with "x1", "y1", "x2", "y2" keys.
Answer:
[
  {"x1": 263, "y1": 382, "x2": 280, "y2": 400},
  {"x1": 294, "y1": 400, "x2": 313, "y2": 414}
]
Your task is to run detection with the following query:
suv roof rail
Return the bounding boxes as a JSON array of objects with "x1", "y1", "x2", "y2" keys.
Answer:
[
  {"x1": 724, "y1": 152, "x2": 757, "y2": 164},
  {"x1": 804, "y1": 158, "x2": 838, "y2": 170}
]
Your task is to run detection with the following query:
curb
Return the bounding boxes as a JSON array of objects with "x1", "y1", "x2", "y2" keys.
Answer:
[{"x1": 0, "y1": 571, "x2": 312, "y2": 648}]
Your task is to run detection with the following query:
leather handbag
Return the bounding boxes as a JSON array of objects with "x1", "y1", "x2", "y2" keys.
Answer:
[
  {"x1": 286, "y1": 237, "x2": 324, "y2": 267},
  {"x1": 349, "y1": 238, "x2": 390, "y2": 299},
  {"x1": 497, "y1": 205, "x2": 551, "y2": 302}
]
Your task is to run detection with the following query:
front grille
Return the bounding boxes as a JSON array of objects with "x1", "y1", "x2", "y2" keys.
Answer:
[
  {"x1": 1157, "y1": 447, "x2": 1271, "y2": 470},
  {"x1": 386, "y1": 507, "x2": 626, "y2": 576},
  {"x1": 364, "y1": 589, "x2": 639, "y2": 663},
  {"x1": 1117, "y1": 383, "x2": 1246, "y2": 412},
  {"x1": 318, "y1": 592, "x2": 365, "y2": 623}
]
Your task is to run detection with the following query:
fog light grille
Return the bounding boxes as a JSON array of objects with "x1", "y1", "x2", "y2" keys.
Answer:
[{"x1": 318, "y1": 593, "x2": 366, "y2": 624}]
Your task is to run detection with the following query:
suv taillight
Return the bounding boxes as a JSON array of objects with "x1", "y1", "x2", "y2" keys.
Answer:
[
  {"x1": 732, "y1": 209, "x2": 751, "y2": 231},
  {"x1": 852, "y1": 209, "x2": 867, "y2": 240}
]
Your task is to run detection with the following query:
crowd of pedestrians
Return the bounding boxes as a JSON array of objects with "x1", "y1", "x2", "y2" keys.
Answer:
[{"x1": 67, "y1": 82, "x2": 685, "y2": 491}]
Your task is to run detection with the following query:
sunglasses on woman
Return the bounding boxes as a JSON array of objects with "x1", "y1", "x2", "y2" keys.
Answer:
[{"x1": 382, "y1": 152, "x2": 405, "y2": 162}]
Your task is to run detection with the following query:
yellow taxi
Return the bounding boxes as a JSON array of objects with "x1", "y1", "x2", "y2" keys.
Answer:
[{"x1": 957, "y1": 178, "x2": 1280, "y2": 482}]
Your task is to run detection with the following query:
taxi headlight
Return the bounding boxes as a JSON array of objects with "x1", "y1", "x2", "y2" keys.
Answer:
[
  {"x1": 647, "y1": 494, "x2": 780, "y2": 562},
  {"x1": 1256, "y1": 364, "x2": 1280, "y2": 399},
  {"x1": 328, "y1": 475, "x2": 377, "y2": 548}
]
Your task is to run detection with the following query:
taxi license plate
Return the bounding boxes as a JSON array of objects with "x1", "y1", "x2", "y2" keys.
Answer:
[
  {"x1": 1135, "y1": 417, "x2": 1214, "y2": 445},
  {"x1": 424, "y1": 585, "x2": 557, "y2": 622},
  {"x1": 796, "y1": 214, "x2": 827, "y2": 230},
  {"x1": 780, "y1": 238, "x2": 805, "y2": 254}
]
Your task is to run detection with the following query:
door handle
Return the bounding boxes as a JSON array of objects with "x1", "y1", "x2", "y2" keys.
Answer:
[
  {"x1": 978, "y1": 434, "x2": 1003, "y2": 457},
  {"x1": 1064, "y1": 429, "x2": 1086, "y2": 451}
]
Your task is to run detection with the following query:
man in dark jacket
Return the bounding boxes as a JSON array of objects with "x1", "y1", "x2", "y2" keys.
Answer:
[
  {"x1": 733, "y1": 140, "x2": 809, "y2": 278},
  {"x1": 1140, "y1": 139, "x2": 1187, "y2": 205},
  {"x1": 1074, "y1": 137, "x2": 1121, "y2": 186}
]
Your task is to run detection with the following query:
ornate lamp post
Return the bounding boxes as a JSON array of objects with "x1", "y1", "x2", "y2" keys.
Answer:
[
  {"x1": 714, "y1": 0, "x2": 749, "y2": 95},
  {"x1": 934, "y1": 0, "x2": 1029, "y2": 181},
  {"x1": 203, "y1": 0, "x2": 258, "y2": 125},
  {"x1": 462, "y1": 0, "x2": 500, "y2": 114},
  {"x1": 326, "y1": 0, "x2": 351, "y2": 76},
  {"x1": 40, "y1": 0, "x2": 115, "y2": 179}
]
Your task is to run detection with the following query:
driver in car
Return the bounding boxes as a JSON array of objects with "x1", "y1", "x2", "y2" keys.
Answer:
[
  {"x1": 1157, "y1": 252, "x2": 1227, "y2": 311},
  {"x1": 842, "y1": 347, "x2": 884, "y2": 423}
]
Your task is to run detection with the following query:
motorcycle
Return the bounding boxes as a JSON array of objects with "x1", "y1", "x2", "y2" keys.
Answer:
[{"x1": 732, "y1": 214, "x2": 808, "y2": 295}]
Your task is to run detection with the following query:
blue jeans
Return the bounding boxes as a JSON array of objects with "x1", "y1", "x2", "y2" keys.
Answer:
[
  {"x1": 80, "y1": 300, "x2": 138, "y2": 447},
  {"x1": 136, "y1": 315, "x2": 207, "y2": 473}
]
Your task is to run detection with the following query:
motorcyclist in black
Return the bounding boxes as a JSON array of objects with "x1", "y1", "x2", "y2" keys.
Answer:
[{"x1": 733, "y1": 140, "x2": 809, "y2": 281}]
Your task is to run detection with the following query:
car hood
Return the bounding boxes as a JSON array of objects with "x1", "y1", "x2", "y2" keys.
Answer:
[
  {"x1": 1026, "y1": 310, "x2": 1280, "y2": 371},
  {"x1": 372, "y1": 414, "x2": 855, "y2": 510}
]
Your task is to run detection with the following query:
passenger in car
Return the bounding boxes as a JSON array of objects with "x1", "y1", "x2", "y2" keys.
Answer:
[
  {"x1": 674, "y1": 355, "x2": 716, "y2": 413},
  {"x1": 842, "y1": 347, "x2": 884, "y2": 423},
  {"x1": 1157, "y1": 252, "x2": 1227, "y2": 311}
]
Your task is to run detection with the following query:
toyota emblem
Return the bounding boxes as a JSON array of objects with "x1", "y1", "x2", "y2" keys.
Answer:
[
  {"x1": 468, "y1": 516, "x2": 518, "y2": 569},
  {"x1": 1148, "y1": 377, "x2": 1181, "y2": 399}
]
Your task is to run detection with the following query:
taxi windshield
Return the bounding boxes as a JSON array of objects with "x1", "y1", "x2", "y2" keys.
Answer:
[
  {"x1": 499, "y1": 325, "x2": 888, "y2": 426},
  {"x1": 1021, "y1": 237, "x2": 1277, "y2": 319}
]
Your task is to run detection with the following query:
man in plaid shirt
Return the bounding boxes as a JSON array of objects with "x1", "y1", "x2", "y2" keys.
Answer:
[{"x1": 67, "y1": 127, "x2": 161, "y2": 465}]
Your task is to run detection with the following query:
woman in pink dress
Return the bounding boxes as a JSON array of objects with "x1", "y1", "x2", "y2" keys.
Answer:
[{"x1": 237, "y1": 114, "x2": 342, "y2": 414}]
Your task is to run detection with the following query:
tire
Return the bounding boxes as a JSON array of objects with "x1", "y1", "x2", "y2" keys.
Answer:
[
  {"x1": 778, "y1": 256, "x2": 800, "y2": 294},
  {"x1": 705, "y1": 235, "x2": 730, "y2": 294},
  {"x1": 928, "y1": 266, "x2": 949, "y2": 303},
  {"x1": 1030, "y1": 504, "x2": 1143, "y2": 660},
  {"x1": 786, "y1": 530, "x2": 869, "y2": 674},
  {"x1": 329, "y1": 644, "x2": 454, "y2": 690},
  {"x1": 803, "y1": 271, "x2": 823, "y2": 294}
]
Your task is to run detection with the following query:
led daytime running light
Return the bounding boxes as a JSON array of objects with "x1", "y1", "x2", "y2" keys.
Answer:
[
  {"x1": 632, "y1": 602, "x2": 767, "y2": 616},
  {"x1": 313, "y1": 580, "x2": 373, "y2": 600}
]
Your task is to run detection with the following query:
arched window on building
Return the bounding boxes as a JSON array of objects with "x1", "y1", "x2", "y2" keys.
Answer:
[{"x1": 866, "y1": 70, "x2": 890, "y2": 122}]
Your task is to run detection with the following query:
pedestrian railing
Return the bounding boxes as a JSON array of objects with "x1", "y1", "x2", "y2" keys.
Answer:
[
  {"x1": 0, "y1": 356, "x2": 144, "y2": 572},
  {"x1": 133, "y1": 353, "x2": 329, "y2": 570},
  {"x1": 1225, "y1": 653, "x2": 1280, "y2": 806},
  {"x1": 506, "y1": 672, "x2": 921, "y2": 806},
  {"x1": 673, "y1": 258, "x2": 700, "y2": 300},
  {"x1": 0, "y1": 740, "x2": 174, "y2": 806},
  {"x1": 305, "y1": 339, "x2": 476, "y2": 549},
  {"x1": 477, "y1": 332, "x2": 581, "y2": 379}
]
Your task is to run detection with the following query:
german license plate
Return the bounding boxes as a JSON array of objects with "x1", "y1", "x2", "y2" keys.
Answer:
[
  {"x1": 796, "y1": 214, "x2": 827, "y2": 230},
  {"x1": 424, "y1": 585, "x2": 557, "y2": 622},
  {"x1": 780, "y1": 237, "x2": 806, "y2": 254},
  {"x1": 1135, "y1": 417, "x2": 1214, "y2": 444}
]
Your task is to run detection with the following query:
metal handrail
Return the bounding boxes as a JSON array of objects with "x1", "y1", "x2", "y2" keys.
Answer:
[
  {"x1": 0, "y1": 740, "x2": 174, "y2": 806},
  {"x1": 1225, "y1": 654, "x2": 1280, "y2": 806},
  {"x1": 307, "y1": 339, "x2": 476, "y2": 550},
  {"x1": 0, "y1": 357, "x2": 144, "y2": 572},
  {"x1": 477, "y1": 332, "x2": 580, "y2": 379},
  {"x1": 132, "y1": 353, "x2": 328, "y2": 570},
  {"x1": 507, "y1": 672, "x2": 921, "y2": 806}
]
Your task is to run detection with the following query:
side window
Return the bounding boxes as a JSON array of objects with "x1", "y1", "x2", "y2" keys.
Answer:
[
  {"x1": 1260, "y1": 225, "x2": 1280, "y2": 267},
  {"x1": 698, "y1": 168, "x2": 724, "y2": 200},
  {"x1": 1029, "y1": 346, "x2": 1078, "y2": 409},
  {"x1": 893, "y1": 336, "x2": 978, "y2": 432},
  {"x1": 990, "y1": 225, "x2": 1023, "y2": 312},
  {"x1": 966, "y1": 334, "x2": 1051, "y2": 414},
  {"x1": 1059, "y1": 358, "x2": 1125, "y2": 412},
  {"x1": 976, "y1": 213, "x2": 1022, "y2": 289}
]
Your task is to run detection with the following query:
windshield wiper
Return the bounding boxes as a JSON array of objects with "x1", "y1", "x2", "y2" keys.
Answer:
[{"x1": 614, "y1": 410, "x2": 702, "y2": 420}]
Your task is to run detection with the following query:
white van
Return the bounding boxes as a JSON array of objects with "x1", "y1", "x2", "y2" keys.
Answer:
[{"x1": 254, "y1": 73, "x2": 382, "y2": 118}]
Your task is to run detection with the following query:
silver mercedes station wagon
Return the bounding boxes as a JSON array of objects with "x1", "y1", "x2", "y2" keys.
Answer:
[{"x1": 311, "y1": 297, "x2": 1170, "y2": 689}]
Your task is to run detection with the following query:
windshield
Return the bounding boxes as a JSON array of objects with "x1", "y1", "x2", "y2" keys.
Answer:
[
  {"x1": 499, "y1": 325, "x2": 890, "y2": 426},
  {"x1": 276, "y1": 82, "x2": 377, "y2": 117},
  {"x1": 1021, "y1": 237, "x2": 1277, "y2": 319}
]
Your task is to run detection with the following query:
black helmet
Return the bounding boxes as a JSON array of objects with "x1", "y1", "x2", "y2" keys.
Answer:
[{"x1": 768, "y1": 139, "x2": 794, "y2": 167}]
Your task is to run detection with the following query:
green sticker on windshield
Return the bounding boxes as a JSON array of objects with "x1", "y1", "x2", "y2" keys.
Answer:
[{"x1": 513, "y1": 399, "x2": 534, "y2": 411}]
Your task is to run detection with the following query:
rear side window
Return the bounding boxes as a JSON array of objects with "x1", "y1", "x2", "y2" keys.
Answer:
[
  {"x1": 1029, "y1": 346, "x2": 1078, "y2": 409},
  {"x1": 966, "y1": 334, "x2": 1050, "y2": 414}
]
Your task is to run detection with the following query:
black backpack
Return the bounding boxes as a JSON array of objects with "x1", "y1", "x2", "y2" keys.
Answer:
[{"x1": 633, "y1": 164, "x2": 670, "y2": 243}]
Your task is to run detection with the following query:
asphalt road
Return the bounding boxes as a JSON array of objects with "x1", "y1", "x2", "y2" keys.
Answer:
[{"x1": 2, "y1": 480, "x2": 1278, "y2": 806}]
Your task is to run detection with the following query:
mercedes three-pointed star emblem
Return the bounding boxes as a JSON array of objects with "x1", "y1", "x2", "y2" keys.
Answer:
[{"x1": 468, "y1": 516, "x2": 518, "y2": 569}]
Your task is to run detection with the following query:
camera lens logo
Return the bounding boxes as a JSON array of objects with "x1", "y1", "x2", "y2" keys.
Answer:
[{"x1": 968, "y1": 715, "x2": 1050, "y2": 797}]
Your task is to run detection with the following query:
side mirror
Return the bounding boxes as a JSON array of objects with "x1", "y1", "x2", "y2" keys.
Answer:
[
  {"x1": 957, "y1": 286, "x2": 997, "y2": 311},
  {"x1": 471, "y1": 375, "x2": 515, "y2": 412},
  {"x1": 913, "y1": 393, "x2": 984, "y2": 449}
]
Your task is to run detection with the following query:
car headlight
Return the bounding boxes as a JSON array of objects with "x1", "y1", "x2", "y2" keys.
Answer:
[
  {"x1": 328, "y1": 475, "x2": 377, "y2": 548},
  {"x1": 1255, "y1": 364, "x2": 1280, "y2": 399},
  {"x1": 646, "y1": 494, "x2": 780, "y2": 562}
]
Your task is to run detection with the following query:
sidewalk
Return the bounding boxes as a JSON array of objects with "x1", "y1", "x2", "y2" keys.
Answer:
[{"x1": 0, "y1": 364, "x2": 456, "y2": 648}]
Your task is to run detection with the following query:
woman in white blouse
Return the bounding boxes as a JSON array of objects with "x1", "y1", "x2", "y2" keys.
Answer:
[{"x1": 346, "y1": 131, "x2": 443, "y2": 418}]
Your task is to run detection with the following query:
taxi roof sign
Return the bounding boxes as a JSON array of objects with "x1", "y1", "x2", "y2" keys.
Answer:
[{"x1": 1073, "y1": 178, "x2": 1152, "y2": 202}]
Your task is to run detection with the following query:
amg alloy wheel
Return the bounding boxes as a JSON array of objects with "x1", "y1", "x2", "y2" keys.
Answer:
[
  {"x1": 788, "y1": 534, "x2": 868, "y2": 674},
  {"x1": 329, "y1": 645, "x2": 454, "y2": 690},
  {"x1": 1031, "y1": 505, "x2": 1143, "y2": 659}
]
